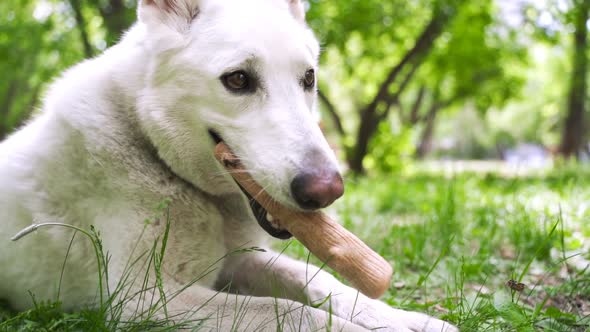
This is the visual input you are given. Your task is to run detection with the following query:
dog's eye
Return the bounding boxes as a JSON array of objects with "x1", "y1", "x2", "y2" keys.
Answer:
[
  {"x1": 303, "y1": 69, "x2": 315, "y2": 90},
  {"x1": 221, "y1": 71, "x2": 250, "y2": 92}
]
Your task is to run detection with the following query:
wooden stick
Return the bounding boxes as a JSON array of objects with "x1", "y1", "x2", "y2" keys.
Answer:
[{"x1": 214, "y1": 143, "x2": 393, "y2": 299}]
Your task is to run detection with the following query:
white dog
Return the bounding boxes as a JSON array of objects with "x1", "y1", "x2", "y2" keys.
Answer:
[{"x1": 0, "y1": 1, "x2": 457, "y2": 331}]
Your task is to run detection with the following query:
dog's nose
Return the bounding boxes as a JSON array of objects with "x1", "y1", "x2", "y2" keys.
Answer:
[{"x1": 290, "y1": 170, "x2": 344, "y2": 210}]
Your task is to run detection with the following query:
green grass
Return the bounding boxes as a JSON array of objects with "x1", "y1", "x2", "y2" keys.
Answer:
[
  {"x1": 283, "y1": 164, "x2": 590, "y2": 331},
  {"x1": 2, "y1": 164, "x2": 590, "y2": 331}
]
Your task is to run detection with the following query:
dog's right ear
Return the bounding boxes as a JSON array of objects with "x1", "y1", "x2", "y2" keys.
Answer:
[
  {"x1": 286, "y1": 0, "x2": 305, "y2": 21},
  {"x1": 138, "y1": 0, "x2": 200, "y2": 31}
]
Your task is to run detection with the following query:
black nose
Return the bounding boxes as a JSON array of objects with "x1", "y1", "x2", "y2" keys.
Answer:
[{"x1": 290, "y1": 170, "x2": 344, "y2": 210}]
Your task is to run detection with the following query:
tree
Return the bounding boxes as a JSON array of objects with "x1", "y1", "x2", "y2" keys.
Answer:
[
  {"x1": 308, "y1": 0, "x2": 468, "y2": 174},
  {"x1": 410, "y1": 0, "x2": 526, "y2": 158},
  {"x1": 348, "y1": 3, "x2": 460, "y2": 172},
  {"x1": 89, "y1": 0, "x2": 136, "y2": 47},
  {"x1": 309, "y1": 0, "x2": 525, "y2": 172},
  {"x1": 0, "y1": 0, "x2": 89, "y2": 139},
  {"x1": 0, "y1": 0, "x2": 136, "y2": 140},
  {"x1": 559, "y1": 0, "x2": 589, "y2": 157}
]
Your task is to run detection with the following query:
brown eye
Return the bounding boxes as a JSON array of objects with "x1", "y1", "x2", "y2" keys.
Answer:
[
  {"x1": 222, "y1": 71, "x2": 250, "y2": 92},
  {"x1": 303, "y1": 69, "x2": 315, "y2": 89}
]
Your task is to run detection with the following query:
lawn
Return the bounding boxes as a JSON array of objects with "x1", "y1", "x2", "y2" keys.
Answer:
[{"x1": 1, "y1": 164, "x2": 589, "y2": 331}]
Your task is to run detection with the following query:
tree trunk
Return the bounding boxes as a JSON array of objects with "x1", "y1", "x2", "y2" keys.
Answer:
[
  {"x1": 0, "y1": 81, "x2": 19, "y2": 140},
  {"x1": 408, "y1": 86, "x2": 426, "y2": 125},
  {"x1": 97, "y1": 0, "x2": 134, "y2": 46},
  {"x1": 559, "y1": 1, "x2": 589, "y2": 158},
  {"x1": 347, "y1": 4, "x2": 457, "y2": 174},
  {"x1": 348, "y1": 104, "x2": 382, "y2": 173},
  {"x1": 416, "y1": 103, "x2": 440, "y2": 158},
  {"x1": 24, "y1": 85, "x2": 41, "y2": 118},
  {"x1": 69, "y1": 0, "x2": 94, "y2": 58}
]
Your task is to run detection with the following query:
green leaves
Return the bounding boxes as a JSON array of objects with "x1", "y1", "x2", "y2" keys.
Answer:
[
  {"x1": 0, "y1": 0, "x2": 136, "y2": 139},
  {"x1": 310, "y1": 0, "x2": 530, "y2": 171}
]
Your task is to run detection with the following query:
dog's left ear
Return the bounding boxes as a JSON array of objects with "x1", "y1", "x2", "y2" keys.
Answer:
[
  {"x1": 286, "y1": 0, "x2": 305, "y2": 21},
  {"x1": 138, "y1": 0, "x2": 200, "y2": 31}
]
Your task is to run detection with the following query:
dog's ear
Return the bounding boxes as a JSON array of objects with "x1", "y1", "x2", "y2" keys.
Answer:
[
  {"x1": 138, "y1": 0, "x2": 199, "y2": 31},
  {"x1": 286, "y1": 0, "x2": 305, "y2": 21}
]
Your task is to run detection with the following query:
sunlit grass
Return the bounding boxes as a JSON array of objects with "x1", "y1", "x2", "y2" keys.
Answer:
[
  {"x1": 281, "y1": 164, "x2": 590, "y2": 331},
  {"x1": 1, "y1": 165, "x2": 589, "y2": 331}
]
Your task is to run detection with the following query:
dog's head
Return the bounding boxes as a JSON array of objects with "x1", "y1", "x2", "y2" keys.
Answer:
[{"x1": 136, "y1": 0, "x2": 343, "y2": 237}]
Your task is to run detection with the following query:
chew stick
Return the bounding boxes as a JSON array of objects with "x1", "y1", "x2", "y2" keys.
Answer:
[{"x1": 214, "y1": 143, "x2": 393, "y2": 299}]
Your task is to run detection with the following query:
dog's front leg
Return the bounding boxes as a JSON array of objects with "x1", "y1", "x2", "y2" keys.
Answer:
[
  {"x1": 134, "y1": 281, "x2": 366, "y2": 332},
  {"x1": 218, "y1": 251, "x2": 457, "y2": 332}
]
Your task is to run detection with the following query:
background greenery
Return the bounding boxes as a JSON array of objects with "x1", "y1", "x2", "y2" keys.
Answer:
[
  {"x1": 2, "y1": 0, "x2": 590, "y2": 167},
  {"x1": 1, "y1": 0, "x2": 590, "y2": 331}
]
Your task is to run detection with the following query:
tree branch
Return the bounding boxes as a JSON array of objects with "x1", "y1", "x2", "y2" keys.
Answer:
[
  {"x1": 94, "y1": 0, "x2": 132, "y2": 46},
  {"x1": 364, "y1": 5, "x2": 455, "y2": 115},
  {"x1": 0, "y1": 81, "x2": 18, "y2": 140},
  {"x1": 376, "y1": 62, "x2": 420, "y2": 122},
  {"x1": 318, "y1": 89, "x2": 346, "y2": 138},
  {"x1": 69, "y1": 0, "x2": 93, "y2": 58},
  {"x1": 408, "y1": 86, "x2": 426, "y2": 125},
  {"x1": 348, "y1": 3, "x2": 461, "y2": 173},
  {"x1": 416, "y1": 101, "x2": 440, "y2": 158}
]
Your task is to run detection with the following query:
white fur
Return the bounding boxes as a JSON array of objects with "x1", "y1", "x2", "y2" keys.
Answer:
[{"x1": 0, "y1": 1, "x2": 456, "y2": 331}]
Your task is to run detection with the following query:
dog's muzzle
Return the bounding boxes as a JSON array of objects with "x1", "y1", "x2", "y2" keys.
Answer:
[{"x1": 208, "y1": 129, "x2": 293, "y2": 239}]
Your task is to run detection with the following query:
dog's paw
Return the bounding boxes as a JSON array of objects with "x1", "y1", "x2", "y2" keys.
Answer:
[
  {"x1": 342, "y1": 298, "x2": 458, "y2": 332},
  {"x1": 307, "y1": 275, "x2": 456, "y2": 331}
]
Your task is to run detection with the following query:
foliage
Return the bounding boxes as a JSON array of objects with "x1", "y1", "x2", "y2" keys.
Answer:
[
  {"x1": 307, "y1": 0, "x2": 434, "y2": 102},
  {"x1": 423, "y1": 0, "x2": 527, "y2": 111},
  {"x1": 397, "y1": 0, "x2": 590, "y2": 160},
  {"x1": 309, "y1": 0, "x2": 531, "y2": 172},
  {"x1": 0, "y1": 0, "x2": 135, "y2": 139},
  {"x1": 0, "y1": 0, "x2": 85, "y2": 137},
  {"x1": 1, "y1": 0, "x2": 588, "y2": 163},
  {"x1": 364, "y1": 121, "x2": 416, "y2": 174}
]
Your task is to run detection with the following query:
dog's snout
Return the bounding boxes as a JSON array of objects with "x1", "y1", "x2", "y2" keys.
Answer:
[{"x1": 290, "y1": 169, "x2": 344, "y2": 210}]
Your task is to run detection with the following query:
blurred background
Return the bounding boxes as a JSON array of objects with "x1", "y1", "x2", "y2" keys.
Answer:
[{"x1": 1, "y1": 0, "x2": 590, "y2": 172}]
